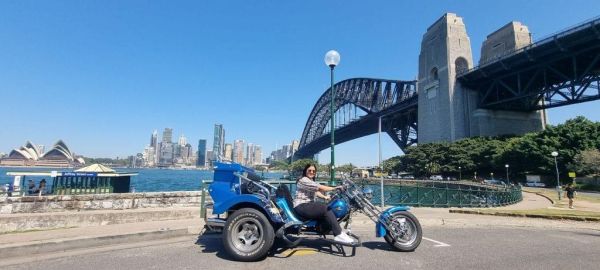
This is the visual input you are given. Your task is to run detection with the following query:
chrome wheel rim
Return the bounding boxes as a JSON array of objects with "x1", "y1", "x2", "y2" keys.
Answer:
[
  {"x1": 390, "y1": 216, "x2": 418, "y2": 246},
  {"x1": 231, "y1": 217, "x2": 263, "y2": 253}
]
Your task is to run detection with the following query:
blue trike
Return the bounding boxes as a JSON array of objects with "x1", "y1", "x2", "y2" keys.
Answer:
[{"x1": 206, "y1": 162, "x2": 422, "y2": 261}]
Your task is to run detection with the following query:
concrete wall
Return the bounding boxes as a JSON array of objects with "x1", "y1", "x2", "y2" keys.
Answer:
[{"x1": 0, "y1": 191, "x2": 203, "y2": 214}]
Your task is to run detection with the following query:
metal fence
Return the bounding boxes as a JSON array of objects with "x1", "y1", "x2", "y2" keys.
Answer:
[
  {"x1": 365, "y1": 180, "x2": 523, "y2": 208},
  {"x1": 199, "y1": 179, "x2": 522, "y2": 216}
]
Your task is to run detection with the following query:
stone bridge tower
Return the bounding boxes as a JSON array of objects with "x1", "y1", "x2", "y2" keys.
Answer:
[
  {"x1": 418, "y1": 13, "x2": 475, "y2": 143},
  {"x1": 418, "y1": 13, "x2": 545, "y2": 144}
]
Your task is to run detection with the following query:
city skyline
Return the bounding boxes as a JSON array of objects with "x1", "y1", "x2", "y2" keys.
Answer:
[{"x1": 2, "y1": 2, "x2": 600, "y2": 166}]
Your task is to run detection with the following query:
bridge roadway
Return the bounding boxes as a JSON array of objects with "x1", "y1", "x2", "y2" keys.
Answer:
[{"x1": 4, "y1": 204, "x2": 600, "y2": 270}]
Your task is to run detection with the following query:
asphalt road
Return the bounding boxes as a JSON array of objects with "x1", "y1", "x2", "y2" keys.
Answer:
[{"x1": 6, "y1": 226, "x2": 600, "y2": 270}]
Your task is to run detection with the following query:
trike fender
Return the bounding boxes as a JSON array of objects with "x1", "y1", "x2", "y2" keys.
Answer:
[
  {"x1": 212, "y1": 194, "x2": 283, "y2": 223},
  {"x1": 376, "y1": 206, "x2": 411, "y2": 237}
]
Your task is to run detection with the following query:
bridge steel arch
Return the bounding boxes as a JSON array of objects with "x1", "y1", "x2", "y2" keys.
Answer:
[{"x1": 294, "y1": 78, "x2": 418, "y2": 160}]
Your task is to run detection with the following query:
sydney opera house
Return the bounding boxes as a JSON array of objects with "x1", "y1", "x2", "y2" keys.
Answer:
[{"x1": 0, "y1": 140, "x2": 85, "y2": 167}]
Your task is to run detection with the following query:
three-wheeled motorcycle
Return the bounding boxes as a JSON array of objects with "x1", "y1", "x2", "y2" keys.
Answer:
[{"x1": 206, "y1": 162, "x2": 422, "y2": 261}]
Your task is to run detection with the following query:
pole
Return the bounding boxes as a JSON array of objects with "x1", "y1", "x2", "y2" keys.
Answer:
[
  {"x1": 554, "y1": 156, "x2": 561, "y2": 200},
  {"x1": 379, "y1": 116, "x2": 384, "y2": 208},
  {"x1": 506, "y1": 167, "x2": 509, "y2": 184},
  {"x1": 330, "y1": 66, "x2": 336, "y2": 186}
]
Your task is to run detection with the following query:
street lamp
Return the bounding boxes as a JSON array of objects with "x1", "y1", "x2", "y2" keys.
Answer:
[
  {"x1": 325, "y1": 50, "x2": 340, "y2": 185},
  {"x1": 551, "y1": 151, "x2": 561, "y2": 200},
  {"x1": 505, "y1": 164, "x2": 510, "y2": 184},
  {"x1": 458, "y1": 166, "x2": 462, "y2": 181}
]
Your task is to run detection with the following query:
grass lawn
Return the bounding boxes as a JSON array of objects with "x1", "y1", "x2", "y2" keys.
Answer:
[{"x1": 522, "y1": 187, "x2": 600, "y2": 204}]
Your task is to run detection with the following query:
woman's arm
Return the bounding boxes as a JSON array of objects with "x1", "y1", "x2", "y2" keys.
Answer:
[
  {"x1": 315, "y1": 191, "x2": 330, "y2": 200},
  {"x1": 317, "y1": 184, "x2": 338, "y2": 192}
]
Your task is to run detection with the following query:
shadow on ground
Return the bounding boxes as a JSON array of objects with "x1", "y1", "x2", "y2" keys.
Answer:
[{"x1": 194, "y1": 230, "x2": 363, "y2": 261}]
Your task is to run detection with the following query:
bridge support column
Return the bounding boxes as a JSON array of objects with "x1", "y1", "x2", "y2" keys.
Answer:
[{"x1": 417, "y1": 13, "x2": 475, "y2": 143}]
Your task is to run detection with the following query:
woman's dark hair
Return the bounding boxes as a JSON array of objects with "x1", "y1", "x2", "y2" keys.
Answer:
[{"x1": 302, "y1": 164, "x2": 317, "y2": 179}]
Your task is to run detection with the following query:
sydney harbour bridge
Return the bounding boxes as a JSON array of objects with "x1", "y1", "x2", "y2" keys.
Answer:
[{"x1": 294, "y1": 14, "x2": 600, "y2": 160}]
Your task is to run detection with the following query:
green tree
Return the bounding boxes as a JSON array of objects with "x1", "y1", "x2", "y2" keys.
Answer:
[{"x1": 382, "y1": 156, "x2": 401, "y2": 174}]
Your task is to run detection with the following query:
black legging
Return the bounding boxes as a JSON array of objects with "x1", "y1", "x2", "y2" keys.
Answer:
[{"x1": 294, "y1": 202, "x2": 342, "y2": 236}]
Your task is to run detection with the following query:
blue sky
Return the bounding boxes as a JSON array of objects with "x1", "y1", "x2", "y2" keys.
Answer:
[{"x1": 1, "y1": 1, "x2": 599, "y2": 166}]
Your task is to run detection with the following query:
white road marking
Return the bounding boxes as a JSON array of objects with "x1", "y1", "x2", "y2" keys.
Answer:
[{"x1": 423, "y1": 237, "x2": 451, "y2": 247}]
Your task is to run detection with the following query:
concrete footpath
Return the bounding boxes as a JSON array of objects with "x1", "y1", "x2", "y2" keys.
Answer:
[{"x1": 1, "y1": 192, "x2": 599, "y2": 261}]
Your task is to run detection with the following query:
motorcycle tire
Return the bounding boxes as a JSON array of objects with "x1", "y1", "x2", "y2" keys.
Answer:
[
  {"x1": 223, "y1": 208, "x2": 275, "y2": 261},
  {"x1": 383, "y1": 211, "x2": 422, "y2": 252}
]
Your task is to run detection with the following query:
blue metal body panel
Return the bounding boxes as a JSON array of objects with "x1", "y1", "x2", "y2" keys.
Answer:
[
  {"x1": 376, "y1": 206, "x2": 410, "y2": 237},
  {"x1": 209, "y1": 162, "x2": 283, "y2": 223},
  {"x1": 275, "y1": 197, "x2": 302, "y2": 223},
  {"x1": 328, "y1": 199, "x2": 349, "y2": 219}
]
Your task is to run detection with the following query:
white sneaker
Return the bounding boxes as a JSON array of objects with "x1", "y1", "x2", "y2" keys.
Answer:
[{"x1": 334, "y1": 232, "x2": 354, "y2": 244}]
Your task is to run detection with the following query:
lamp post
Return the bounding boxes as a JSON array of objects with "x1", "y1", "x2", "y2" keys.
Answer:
[
  {"x1": 325, "y1": 50, "x2": 340, "y2": 185},
  {"x1": 458, "y1": 166, "x2": 462, "y2": 181},
  {"x1": 505, "y1": 164, "x2": 510, "y2": 184},
  {"x1": 551, "y1": 151, "x2": 561, "y2": 200}
]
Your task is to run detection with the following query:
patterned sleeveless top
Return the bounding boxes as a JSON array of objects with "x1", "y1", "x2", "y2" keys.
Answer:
[{"x1": 293, "y1": 176, "x2": 319, "y2": 207}]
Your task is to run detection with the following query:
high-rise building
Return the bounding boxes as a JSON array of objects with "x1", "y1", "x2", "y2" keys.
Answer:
[
  {"x1": 291, "y1": 140, "x2": 299, "y2": 158},
  {"x1": 253, "y1": 145, "x2": 262, "y2": 166},
  {"x1": 212, "y1": 124, "x2": 225, "y2": 162},
  {"x1": 150, "y1": 130, "x2": 158, "y2": 148},
  {"x1": 143, "y1": 146, "x2": 156, "y2": 167},
  {"x1": 178, "y1": 134, "x2": 187, "y2": 146},
  {"x1": 197, "y1": 139, "x2": 207, "y2": 167},
  {"x1": 162, "y1": 128, "x2": 173, "y2": 143},
  {"x1": 206, "y1": 150, "x2": 214, "y2": 166},
  {"x1": 224, "y1": 143, "x2": 233, "y2": 161},
  {"x1": 245, "y1": 143, "x2": 255, "y2": 165},
  {"x1": 233, "y1": 139, "x2": 245, "y2": 164},
  {"x1": 159, "y1": 142, "x2": 174, "y2": 165}
]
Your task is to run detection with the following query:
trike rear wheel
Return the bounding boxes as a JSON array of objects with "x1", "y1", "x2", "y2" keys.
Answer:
[{"x1": 223, "y1": 208, "x2": 274, "y2": 261}]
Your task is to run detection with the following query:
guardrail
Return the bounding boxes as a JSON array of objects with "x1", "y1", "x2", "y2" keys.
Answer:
[{"x1": 199, "y1": 179, "x2": 523, "y2": 216}]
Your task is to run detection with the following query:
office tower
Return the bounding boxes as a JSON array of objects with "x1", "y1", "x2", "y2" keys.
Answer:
[
  {"x1": 143, "y1": 146, "x2": 155, "y2": 167},
  {"x1": 182, "y1": 143, "x2": 193, "y2": 164},
  {"x1": 253, "y1": 145, "x2": 262, "y2": 166},
  {"x1": 212, "y1": 124, "x2": 225, "y2": 161},
  {"x1": 178, "y1": 134, "x2": 187, "y2": 146},
  {"x1": 233, "y1": 139, "x2": 245, "y2": 164},
  {"x1": 291, "y1": 140, "x2": 299, "y2": 158},
  {"x1": 282, "y1": 144, "x2": 292, "y2": 158},
  {"x1": 224, "y1": 143, "x2": 233, "y2": 161},
  {"x1": 197, "y1": 139, "x2": 207, "y2": 167},
  {"x1": 162, "y1": 128, "x2": 173, "y2": 143},
  {"x1": 150, "y1": 130, "x2": 158, "y2": 148},
  {"x1": 159, "y1": 142, "x2": 174, "y2": 165},
  {"x1": 246, "y1": 143, "x2": 255, "y2": 165},
  {"x1": 206, "y1": 150, "x2": 214, "y2": 166}
]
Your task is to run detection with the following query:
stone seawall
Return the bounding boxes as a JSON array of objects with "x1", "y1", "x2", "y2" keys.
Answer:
[{"x1": 0, "y1": 191, "x2": 204, "y2": 214}]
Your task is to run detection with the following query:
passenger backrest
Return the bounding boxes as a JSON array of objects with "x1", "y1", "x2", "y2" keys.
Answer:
[{"x1": 275, "y1": 184, "x2": 294, "y2": 208}]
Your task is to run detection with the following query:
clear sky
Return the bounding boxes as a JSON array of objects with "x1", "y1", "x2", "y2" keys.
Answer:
[{"x1": 1, "y1": 1, "x2": 599, "y2": 166}]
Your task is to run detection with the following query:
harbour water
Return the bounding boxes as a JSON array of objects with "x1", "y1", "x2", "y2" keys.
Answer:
[{"x1": 0, "y1": 167, "x2": 284, "y2": 192}]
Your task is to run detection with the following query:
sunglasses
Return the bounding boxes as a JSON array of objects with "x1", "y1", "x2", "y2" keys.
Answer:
[{"x1": 307, "y1": 169, "x2": 316, "y2": 173}]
